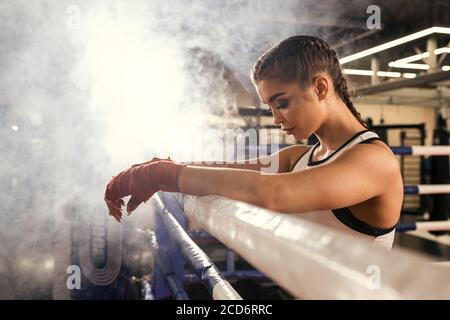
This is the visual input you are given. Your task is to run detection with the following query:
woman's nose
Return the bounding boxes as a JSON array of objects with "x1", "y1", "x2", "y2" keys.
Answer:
[{"x1": 272, "y1": 110, "x2": 284, "y2": 126}]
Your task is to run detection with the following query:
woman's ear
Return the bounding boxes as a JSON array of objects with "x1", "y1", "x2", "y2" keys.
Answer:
[{"x1": 313, "y1": 75, "x2": 329, "y2": 101}]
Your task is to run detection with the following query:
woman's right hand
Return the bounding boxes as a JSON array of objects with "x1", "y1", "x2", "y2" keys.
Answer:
[{"x1": 104, "y1": 157, "x2": 185, "y2": 221}]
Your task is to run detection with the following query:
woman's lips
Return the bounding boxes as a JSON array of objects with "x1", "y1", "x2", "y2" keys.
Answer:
[{"x1": 283, "y1": 127, "x2": 295, "y2": 134}]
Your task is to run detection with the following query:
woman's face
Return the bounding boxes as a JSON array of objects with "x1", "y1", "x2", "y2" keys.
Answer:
[{"x1": 256, "y1": 78, "x2": 326, "y2": 140}]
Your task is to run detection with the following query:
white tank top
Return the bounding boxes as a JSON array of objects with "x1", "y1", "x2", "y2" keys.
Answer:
[{"x1": 290, "y1": 130, "x2": 396, "y2": 250}]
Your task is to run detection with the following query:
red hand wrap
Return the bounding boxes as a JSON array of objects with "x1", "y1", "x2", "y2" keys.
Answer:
[{"x1": 105, "y1": 159, "x2": 185, "y2": 203}]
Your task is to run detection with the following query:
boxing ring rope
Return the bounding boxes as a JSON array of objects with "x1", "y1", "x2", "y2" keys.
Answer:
[
  {"x1": 391, "y1": 146, "x2": 450, "y2": 156},
  {"x1": 390, "y1": 144, "x2": 450, "y2": 232},
  {"x1": 246, "y1": 145, "x2": 450, "y2": 156},
  {"x1": 145, "y1": 229, "x2": 189, "y2": 300},
  {"x1": 178, "y1": 194, "x2": 450, "y2": 299},
  {"x1": 153, "y1": 193, "x2": 242, "y2": 300},
  {"x1": 404, "y1": 184, "x2": 450, "y2": 194},
  {"x1": 183, "y1": 271, "x2": 267, "y2": 285},
  {"x1": 396, "y1": 220, "x2": 450, "y2": 232}
]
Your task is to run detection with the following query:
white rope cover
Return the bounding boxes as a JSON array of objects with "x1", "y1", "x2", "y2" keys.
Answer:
[
  {"x1": 182, "y1": 195, "x2": 450, "y2": 299},
  {"x1": 412, "y1": 146, "x2": 450, "y2": 156},
  {"x1": 417, "y1": 185, "x2": 450, "y2": 194},
  {"x1": 415, "y1": 221, "x2": 450, "y2": 231}
]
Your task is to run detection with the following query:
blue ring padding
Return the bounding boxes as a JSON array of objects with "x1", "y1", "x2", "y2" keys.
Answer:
[
  {"x1": 404, "y1": 185, "x2": 419, "y2": 194},
  {"x1": 153, "y1": 200, "x2": 186, "y2": 299},
  {"x1": 391, "y1": 147, "x2": 413, "y2": 155},
  {"x1": 395, "y1": 223, "x2": 417, "y2": 232},
  {"x1": 155, "y1": 192, "x2": 230, "y2": 296}
]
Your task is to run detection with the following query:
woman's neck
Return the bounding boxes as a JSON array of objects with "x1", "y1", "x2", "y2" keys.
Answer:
[{"x1": 314, "y1": 100, "x2": 366, "y2": 152}]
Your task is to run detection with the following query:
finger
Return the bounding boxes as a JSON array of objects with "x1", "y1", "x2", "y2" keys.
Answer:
[
  {"x1": 113, "y1": 214, "x2": 121, "y2": 223},
  {"x1": 106, "y1": 197, "x2": 123, "y2": 207},
  {"x1": 105, "y1": 198, "x2": 124, "y2": 221},
  {"x1": 109, "y1": 207, "x2": 121, "y2": 221},
  {"x1": 111, "y1": 207, "x2": 122, "y2": 222},
  {"x1": 127, "y1": 196, "x2": 143, "y2": 215},
  {"x1": 112, "y1": 208, "x2": 122, "y2": 219},
  {"x1": 105, "y1": 200, "x2": 122, "y2": 213}
]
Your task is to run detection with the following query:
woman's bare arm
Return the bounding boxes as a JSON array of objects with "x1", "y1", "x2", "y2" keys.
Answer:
[
  {"x1": 178, "y1": 144, "x2": 401, "y2": 213},
  {"x1": 181, "y1": 145, "x2": 308, "y2": 173}
]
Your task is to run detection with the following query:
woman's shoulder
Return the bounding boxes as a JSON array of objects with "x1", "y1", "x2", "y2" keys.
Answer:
[
  {"x1": 359, "y1": 139, "x2": 396, "y2": 159},
  {"x1": 340, "y1": 139, "x2": 400, "y2": 173}
]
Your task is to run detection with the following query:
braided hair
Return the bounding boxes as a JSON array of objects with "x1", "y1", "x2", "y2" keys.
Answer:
[{"x1": 252, "y1": 35, "x2": 367, "y2": 128}]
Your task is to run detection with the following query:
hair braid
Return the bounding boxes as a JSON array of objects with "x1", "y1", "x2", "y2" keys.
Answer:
[{"x1": 335, "y1": 70, "x2": 368, "y2": 128}]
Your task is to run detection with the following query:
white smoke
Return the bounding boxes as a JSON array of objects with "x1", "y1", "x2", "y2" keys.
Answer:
[{"x1": 0, "y1": 0, "x2": 353, "y2": 298}]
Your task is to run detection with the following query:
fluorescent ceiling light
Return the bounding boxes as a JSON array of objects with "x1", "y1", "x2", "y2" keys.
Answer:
[
  {"x1": 402, "y1": 73, "x2": 417, "y2": 79},
  {"x1": 434, "y1": 47, "x2": 450, "y2": 55},
  {"x1": 339, "y1": 26, "x2": 450, "y2": 64},
  {"x1": 443, "y1": 66, "x2": 450, "y2": 71},
  {"x1": 389, "y1": 48, "x2": 448, "y2": 65},
  {"x1": 388, "y1": 62, "x2": 430, "y2": 70},
  {"x1": 343, "y1": 69, "x2": 373, "y2": 76},
  {"x1": 343, "y1": 69, "x2": 413, "y2": 78},
  {"x1": 377, "y1": 71, "x2": 401, "y2": 77},
  {"x1": 393, "y1": 52, "x2": 430, "y2": 64}
]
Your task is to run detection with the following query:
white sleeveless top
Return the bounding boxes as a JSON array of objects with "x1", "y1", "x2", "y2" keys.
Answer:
[{"x1": 290, "y1": 130, "x2": 396, "y2": 250}]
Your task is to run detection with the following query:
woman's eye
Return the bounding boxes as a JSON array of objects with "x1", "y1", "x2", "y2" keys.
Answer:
[{"x1": 276, "y1": 100, "x2": 289, "y2": 109}]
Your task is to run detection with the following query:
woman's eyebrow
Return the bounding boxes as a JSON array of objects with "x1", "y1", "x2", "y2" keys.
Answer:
[{"x1": 268, "y1": 92, "x2": 287, "y2": 104}]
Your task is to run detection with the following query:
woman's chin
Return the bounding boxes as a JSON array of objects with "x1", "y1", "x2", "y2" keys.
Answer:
[{"x1": 292, "y1": 132, "x2": 305, "y2": 140}]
